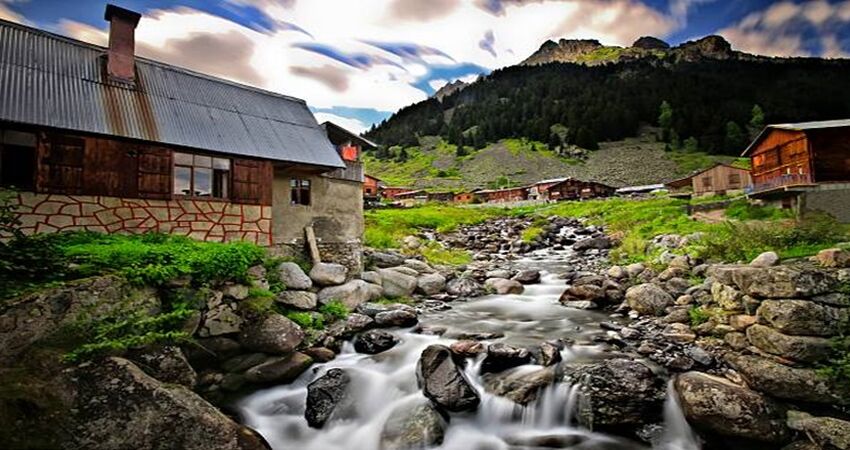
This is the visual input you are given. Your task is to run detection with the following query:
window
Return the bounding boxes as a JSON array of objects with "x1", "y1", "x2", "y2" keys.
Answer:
[
  {"x1": 701, "y1": 176, "x2": 712, "y2": 188},
  {"x1": 0, "y1": 130, "x2": 36, "y2": 190},
  {"x1": 291, "y1": 179, "x2": 311, "y2": 205},
  {"x1": 174, "y1": 152, "x2": 229, "y2": 198},
  {"x1": 728, "y1": 173, "x2": 741, "y2": 186}
]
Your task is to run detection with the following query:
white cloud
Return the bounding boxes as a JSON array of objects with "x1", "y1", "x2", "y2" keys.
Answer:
[
  {"x1": 429, "y1": 78, "x2": 449, "y2": 90},
  {"x1": 313, "y1": 112, "x2": 370, "y2": 134},
  {"x1": 822, "y1": 34, "x2": 849, "y2": 58},
  {"x1": 0, "y1": 1, "x2": 23, "y2": 23}
]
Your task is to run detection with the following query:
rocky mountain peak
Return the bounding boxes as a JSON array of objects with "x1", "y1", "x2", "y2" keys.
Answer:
[
  {"x1": 632, "y1": 36, "x2": 670, "y2": 50},
  {"x1": 522, "y1": 39, "x2": 603, "y2": 66},
  {"x1": 676, "y1": 35, "x2": 734, "y2": 60},
  {"x1": 434, "y1": 79, "x2": 469, "y2": 101}
]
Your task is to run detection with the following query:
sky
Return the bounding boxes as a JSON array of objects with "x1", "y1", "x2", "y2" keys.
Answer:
[{"x1": 2, "y1": 0, "x2": 849, "y2": 133}]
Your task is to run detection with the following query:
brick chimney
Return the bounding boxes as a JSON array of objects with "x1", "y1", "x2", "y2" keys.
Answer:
[{"x1": 104, "y1": 4, "x2": 141, "y2": 83}]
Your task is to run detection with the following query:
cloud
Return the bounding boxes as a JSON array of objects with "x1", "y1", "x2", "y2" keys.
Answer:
[
  {"x1": 290, "y1": 64, "x2": 350, "y2": 92},
  {"x1": 313, "y1": 112, "x2": 369, "y2": 134},
  {"x1": 389, "y1": 0, "x2": 460, "y2": 21},
  {"x1": 479, "y1": 30, "x2": 496, "y2": 57},
  {"x1": 0, "y1": 0, "x2": 23, "y2": 24}
]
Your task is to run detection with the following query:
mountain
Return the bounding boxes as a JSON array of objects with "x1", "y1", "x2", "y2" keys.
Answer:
[{"x1": 433, "y1": 79, "x2": 469, "y2": 101}]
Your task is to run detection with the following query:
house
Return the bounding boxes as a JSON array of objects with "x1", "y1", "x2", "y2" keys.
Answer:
[
  {"x1": 616, "y1": 184, "x2": 666, "y2": 196},
  {"x1": 664, "y1": 175, "x2": 694, "y2": 198},
  {"x1": 453, "y1": 192, "x2": 475, "y2": 203},
  {"x1": 0, "y1": 6, "x2": 364, "y2": 270},
  {"x1": 743, "y1": 119, "x2": 850, "y2": 222},
  {"x1": 363, "y1": 174, "x2": 384, "y2": 199},
  {"x1": 426, "y1": 192, "x2": 454, "y2": 202},
  {"x1": 382, "y1": 186, "x2": 413, "y2": 199},
  {"x1": 393, "y1": 189, "x2": 427, "y2": 206},
  {"x1": 689, "y1": 163, "x2": 752, "y2": 196},
  {"x1": 475, "y1": 186, "x2": 529, "y2": 203},
  {"x1": 546, "y1": 179, "x2": 616, "y2": 201},
  {"x1": 528, "y1": 177, "x2": 568, "y2": 200}
]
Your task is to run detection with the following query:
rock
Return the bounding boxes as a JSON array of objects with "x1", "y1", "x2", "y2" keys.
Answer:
[
  {"x1": 812, "y1": 292, "x2": 850, "y2": 307},
  {"x1": 309, "y1": 262, "x2": 348, "y2": 286},
  {"x1": 275, "y1": 290, "x2": 318, "y2": 310},
  {"x1": 512, "y1": 269, "x2": 541, "y2": 284},
  {"x1": 626, "y1": 283, "x2": 674, "y2": 316},
  {"x1": 731, "y1": 266, "x2": 837, "y2": 298},
  {"x1": 669, "y1": 255, "x2": 691, "y2": 270},
  {"x1": 725, "y1": 332, "x2": 749, "y2": 350},
  {"x1": 574, "y1": 237, "x2": 612, "y2": 251},
  {"x1": 816, "y1": 248, "x2": 850, "y2": 268},
  {"x1": 345, "y1": 313, "x2": 376, "y2": 333},
  {"x1": 239, "y1": 314, "x2": 304, "y2": 355},
  {"x1": 244, "y1": 352, "x2": 313, "y2": 384},
  {"x1": 607, "y1": 265, "x2": 626, "y2": 279},
  {"x1": 370, "y1": 251, "x2": 406, "y2": 268},
  {"x1": 375, "y1": 309, "x2": 418, "y2": 327},
  {"x1": 318, "y1": 280, "x2": 383, "y2": 309},
  {"x1": 536, "y1": 341, "x2": 562, "y2": 366},
  {"x1": 625, "y1": 263, "x2": 646, "y2": 277},
  {"x1": 726, "y1": 354, "x2": 850, "y2": 405},
  {"x1": 568, "y1": 358, "x2": 666, "y2": 429},
  {"x1": 450, "y1": 340, "x2": 486, "y2": 357},
  {"x1": 446, "y1": 277, "x2": 484, "y2": 297},
  {"x1": 303, "y1": 347, "x2": 336, "y2": 363},
  {"x1": 278, "y1": 262, "x2": 313, "y2": 290},
  {"x1": 663, "y1": 307, "x2": 691, "y2": 324},
  {"x1": 404, "y1": 259, "x2": 434, "y2": 274},
  {"x1": 662, "y1": 323, "x2": 697, "y2": 343},
  {"x1": 787, "y1": 411, "x2": 850, "y2": 450},
  {"x1": 712, "y1": 282, "x2": 743, "y2": 311},
  {"x1": 483, "y1": 367, "x2": 556, "y2": 405},
  {"x1": 728, "y1": 314, "x2": 757, "y2": 331},
  {"x1": 486, "y1": 269, "x2": 512, "y2": 279},
  {"x1": 481, "y1": 343, "x2": 531, "y2": 373},
  {"x1": 202, "y1": 298, "x2": 244, "y2": 337},
  {"x1": 503, "y1": 434, "x2": 585, "y2": 448},
  {"x1": 750, "y1": 251, "x2": 780, "y2": 267},
  {"x1": 379, "y1": 400, "x2": 446, "y2": 450},
  {"x1": 746, "y1": 324, "x2": 832, "y2": 363},
  {"x1": 416, "y1": 273, "x2": 447, "y2": 296},
  {"x1": 674, "y1": 371, "x2": 789, "y2": 442},
  {"x1": 757, "y1": 299, "x2": 849, "y2": 336},
  {"x1": 305, "y1": 369, "x2": 351, "y2": 428},
  {"x1": 658, "y1": 267, "x2": 685, "y2": 282},
  {"x1": 361, "y1": 270, "x2": 382, "y2": 285},
  {"x1": 401, "y1": 235, "x2": 421, "y2": 250},
  {"x1": 221, "y1": 353, "x2": 271, "y2": 373},
  {"x1": 560, "y1": 285, "x2": 604, "y2": 304},
  {"x1": 561, "y1": 300, "x2": 599, "y2": 309},
  {"x1": 685, "y1": 346, "x2": 713, "y2": 366},
  {"x1": 222, "y1": 284, "x2": 251, "y2": 300},
  {"x1": 388, "y1": 266, "x2": 419, "y2": 277},
  {"x1": 485, "y1": 278, "x2": 524, "y2": 295},
  {"x1": 417, "y1": 345, "x2": 480, "y2": 412},
  {"x1": 127, "y1": 346, "x2": 197, "y2": 388},
  {"x1": 354, "y1": 330, "x2": 398, "y2": 354},
  {"x1": 378, "y1": 268, "x2": 418, "y2": 298}
]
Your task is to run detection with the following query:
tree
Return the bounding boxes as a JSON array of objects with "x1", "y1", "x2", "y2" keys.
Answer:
[
  {"x1": 749, "y1": 104, "x2": 765, "y2": 137},
  {"x1": 682, "y1": 136, "x2": 699, "y2": 153},
  {"x1": 724, "y1": 121, "x2": 747, "y2": 153},
  {"x1": 658, "y1": 100, "x2": 673, "y2": 143},
  {"x1": 574, "y1": 127, "x2": 599, "y2": 150},
  {"x1": 396, "y1": 148, "x2": 408, "y2": 162},
  {"x1": 455, "y1": 145, "x2": 468, "y2": 157}
]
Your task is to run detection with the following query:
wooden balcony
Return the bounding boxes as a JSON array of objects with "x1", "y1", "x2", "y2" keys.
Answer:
[{"x1": 749, "y1": 173, "x2": 815, "y2": 194}]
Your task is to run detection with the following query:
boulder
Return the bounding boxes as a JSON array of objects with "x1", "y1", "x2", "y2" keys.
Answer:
[
  {"x1": 305, "y1": 368, "x2": 351, "y2": 428},
  {"x1": 401, "y1": 235, "x2": 422, "y2": 249},
  {"x1": 560, "y1": 284, "x2": 604, "y2": 304},
  {"x1": 726, "y1": 353, "x2": 850, "y2": 405},
  {"x1": 757, "y1": 299, "x2": 849, "y2": 336},
  {"x1": 485, "y1": 278, "x2": 525, "y2": 295},
  {"x1": 275, "y1": 290, "x2": 318, "y2": 310},
  {"x1": 625, "y1": 263, "x2": 646, "y2": 277},
  {"x1": 221, "y1": 353, "x2": 270, "y2": 374},
  {"x1": 318, "y1": 280, "x2": 383, "y2": 310},
  {"x1": 486, "y1": 269, "x2": 512, "y2": 279},
  {"x1": 127, "y1": 346, "x2": 197, "y2": 388},
  {"x1": 750, "y1": 251, "x2": 780, "y2": 267},
  {"x1": 626, "y1": 283, "x2": 674, "y2": 316},
  {"x1": 816, "y1": 248, "x2": 850, "y2": 268},
  {"x1": 483, "y1": 366, "x2": 556, "y2": 405},
  {"x1": 446, "y1": 277, "x2": 484, "y2": 297},
  {"x1": 277, "y1": 262, "x2": 313, "y2": 290},
  {"x1": 309, "y1": 262, "x2": 348, "y2": 286},
  {"x1": 379, "y1": 400, "x2": 446, "y2": 450},
  {"x1": 361, "y1": 270, "x2": 382, "y2": 285},
  {"x1": 404, "y1": 259, "x2": 434, "y2": 274},
  {"x1": 238, "y1": 314, "x2": 304, "y2": 354},
  {"x1": 356, "y1": 302, "x2": 415, "y2": 318},
  {"x1": 512, "y1": 269, "x2": 541, "y2": 284},
  {"x1": 787, "y1": 411, "x2": 850, "y2": 450},
  {"x1": 746, "y1": 324, "x2": 832, "y2": 363},
  {"x1": 711, "y1": 282, "x2": 743, "y2": 311},
  {"x1": 222, "y1": 284, "x2": 251, "y2": 300},
  {"x1": 244, "y1": 352, "x2": 313, "y2": 384},
  {"x1": 481, "y1": 343, "x2": 531, "y2": 374},
  {"x1": 416, "y1": 273, "x2": 447, "y2": 296},
  {"x1": 417, "y1": 345, "x2": 480, "y2": 412},
  {"x1": 354, "y1": 330, "x2": 399, "y2": 354},
  {"x1": 568, "y1": 358, "x2": 666, "y2": 429},
  {"x1": 375, "y1": 310, "x2": 418, "y2": 328},
  {"x1": 370, "y1": 251, "x2": 406, "y2": 268},
  {"x1": 574, "y1": 237, "x2": 612, "y2": 251},
  {"x1": 378, "y1": 268, "x2": 418, "y2": 298},
  {"x1": 536, "y1": 341, "x2": 562, "y2": 366},
  {"x1": 450, "y1": 340, "x2": 486, "y2": 357},
  {"x1": 675, "y1": 371, "x2": 789, "y2": 443},
  {"x1": 607, "y1": 265, "x2": 626, "y2": 279},
  {"x1": 202, "y1": 298, "x2": 244, "y2": 337},
  {"x1": 731, "y1": 266, "x2": 837, "y2": 298}
]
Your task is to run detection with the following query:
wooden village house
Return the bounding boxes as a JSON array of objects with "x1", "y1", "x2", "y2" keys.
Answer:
[
  {"x1": 362, "y1": 175, "x2": 384, "y2": 200},
  {"x1": 381, "y1": 186, "x2": 412, "y2": 199},
  {"x1": 475, "y1": 186, "x2": 529, "y2": 203},
  {"x1": 0, "y1": 6, "x2": 365, "y2": 270},
  {"x1": 690, "y1": 163, "x2": 752, "y2": 196},
  {"x1": 527, "y1": 177, "x2": 568, "y2": 200},
  {"x1": 744, "y1": 119, "x2": 850, "y2": 222},
  {"x1": 546, "y1": 179, "x2": 616, "y2": 201}
]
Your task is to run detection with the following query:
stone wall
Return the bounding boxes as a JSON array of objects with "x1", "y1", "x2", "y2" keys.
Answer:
[
  {"x1": 801, "y1": 184, "x2": 850, "y2": 223},
  {"x1": 7, "y1": 192, "x2": 272, "y2": 245}
]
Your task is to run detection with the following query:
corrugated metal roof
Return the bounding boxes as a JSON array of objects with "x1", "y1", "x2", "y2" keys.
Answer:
[
  {"x1": 742, "y1": 118, "x2": 850, "y2": 155},
  {"x1": 0, "y1": 19, "x2": 344, "y2": 168}
]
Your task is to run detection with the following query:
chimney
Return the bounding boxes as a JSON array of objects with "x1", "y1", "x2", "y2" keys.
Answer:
[{"x1": 104, "y1": 4, "x2": 141, "y2": 83}]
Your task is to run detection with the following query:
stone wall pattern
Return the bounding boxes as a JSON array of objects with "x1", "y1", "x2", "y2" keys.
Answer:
[{"x1": 9, "y1": 192, "x2": 273, "y2": 245}]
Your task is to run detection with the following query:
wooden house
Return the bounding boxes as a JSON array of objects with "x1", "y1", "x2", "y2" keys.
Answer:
[
  {"x1": 426, "y1": 192, "x2": 454, "y2": 202},
  {"x1": 0, "y1": 6, "x2": 364, "y2": 269},
  {"x1": 546, "y1": 179, "x2": 615, "y2": 201},
  {"x1": 382, "y1": 186, "x2": 412, "y2": 199},
  {"x1": 363, "y1": 174, "x2": 384, "y2": 199},
  {"x1": 528, "y1": 177, "x2": 568, "y2": 200},
  {"x1": 393, "y1": 189, "x2": 427, "y2": 206},
  {"x1": 664, "y1": 176, "x2": 694, "y2": 198},
  {"x1": 453, "y1": 192, "x2": 475, "y2": 203},
  {"x1": 743, "y1": 119, "x2": 850, "y2": 222},
  {"x1": 475, "y1": 186, "x2": 529, "y2": 203},
  {"x1": 689, "y1": 163, "x2": 752, "y2": 196}
]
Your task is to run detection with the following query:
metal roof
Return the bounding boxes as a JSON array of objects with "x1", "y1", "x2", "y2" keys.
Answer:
[
  {"x1": 742, "y1": 119, "x2": 850, "y2": 156},
  {"x1": 322, "y1": 121, "x2": 378, "y2": 149},
  {"x1": 0, "y1": 19, "x2": 344, "y2": 168},
  {"x1": 615, "y1": 183, "x2": 666, "y2": 193}
]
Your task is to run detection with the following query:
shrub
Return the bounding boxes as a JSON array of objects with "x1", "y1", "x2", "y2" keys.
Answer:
[
  {"x1": 688, "y1": 306, "x2": 711, "y2": 327},
  {"x1": 284, "y1": 310, "x2": 324, "y2": 330},
  {"x1": 818, "y1": 337, "x2": 850, "y2": 385},
  {"x1": 319, "y1": 300, "x2": 350, "y2": 322}
]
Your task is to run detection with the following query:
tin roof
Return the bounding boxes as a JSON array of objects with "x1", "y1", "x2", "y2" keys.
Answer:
[
  {"x1": 742, "y1": 119, "x2": 850, "y2": 156},
  {"x1": 0, "y1": 19, "x2": 344, "y2": 168},
  {"x1": 322, "y1": 121, "x2": 378, "y2": 150}
]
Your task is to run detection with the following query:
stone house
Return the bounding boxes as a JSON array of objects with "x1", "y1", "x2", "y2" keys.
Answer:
[{"x1": 0, "y1": 5, "x2": 363, "y2": 269}]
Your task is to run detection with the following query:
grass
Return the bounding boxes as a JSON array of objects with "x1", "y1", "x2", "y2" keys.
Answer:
[
  {"x1": 319, "y1": 300, "x2": 350, "y2": 322},
  {"x1": 666, "y1": 150, "x2": 736, "y2": 174},
  {"x1": 688, "y1": 306, "x2": 711, "y2": 327}
]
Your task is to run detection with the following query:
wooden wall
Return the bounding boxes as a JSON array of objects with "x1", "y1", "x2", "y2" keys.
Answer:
[
  {"x1": 692, "y1": 165, "x2": 753, "y2": 195},
  {"x1": 808, "y1": 128, "x2": 850, "y2": 183},
  {"x1": 749, "y1": 129, "x2": 810, "y2": 187}
]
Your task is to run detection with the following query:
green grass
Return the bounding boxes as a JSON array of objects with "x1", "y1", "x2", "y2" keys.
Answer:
[
  {"x1": 666, "y1": 150, "x2": 736, "y2": 173},
  {"x1": 724, "y1": 199, "x2": 793, "y2": 221},
  {"x1": 420, "y1": 243, "x2": 473, "y2": 266},
  {"x1": 319, "y1": 300, "x2": 350, "y2": 321},
  {"x1": 365, "y1": 204, "x2": 503, "y2": 248},
  {"x1": 576, "y1": 46, "x2": 625, "y2": 63},
  {"x1": 284, "y1": 310, "x2": 325, "y2": 330},
  {"x1": 688, "y1": 306, "x2": 711, "y2": 327}
]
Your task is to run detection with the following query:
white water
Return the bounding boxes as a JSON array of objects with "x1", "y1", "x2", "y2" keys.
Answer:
[{"x1": 238, "y1": 259, "x2": 701, "y2": 450}]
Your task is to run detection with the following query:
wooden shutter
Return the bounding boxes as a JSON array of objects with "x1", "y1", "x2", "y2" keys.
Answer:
[
  {"x1": 37, "y1": 134, "x2": 85, "y2": 194},
  {"x1": 232, "y1": 158, "x2": 273, "y2": 205},
  {"x1": 83, "y1": 138, "x2": 138, "y2": 198},
  {"x1": 137, "y1": 147, "x2": 172, "y2": 199}
]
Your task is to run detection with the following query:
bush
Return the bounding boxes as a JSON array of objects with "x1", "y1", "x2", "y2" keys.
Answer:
[
  {"x1": 284, "y1": 310, "x2": 324, "y2": 330},
  {"x1": 319, "y1": 300, "x2": 349, "y2": 322},
  {"x1": 688, "y1": 306, "x2": 711, "y2": 327},
  {"x1": 818, "y1": 337, "x2": 850, "y2": 385}
]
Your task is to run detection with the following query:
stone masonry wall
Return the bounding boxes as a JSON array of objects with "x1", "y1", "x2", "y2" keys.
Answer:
[{"x1": 8, "y1": 192, "x2": 272, "y2": 245}]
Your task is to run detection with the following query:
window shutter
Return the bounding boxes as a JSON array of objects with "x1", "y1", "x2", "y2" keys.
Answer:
[
  {"x1": 137, "y1": 147, "x2": 172, "y2": 199},
  {"x1": 83, "y1": 138, "x2": 138, "y2": 198},
  {"x1": 232, "y1": 158, "x2": 273, "y2": 205},
  {"x1": 37, "y1": 134, "x2": 85, "y2": 194}
]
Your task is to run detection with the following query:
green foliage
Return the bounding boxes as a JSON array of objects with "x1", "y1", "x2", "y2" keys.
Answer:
[
  {"x1": 688, "y1": 306, "x2": 711, "y2": 327},
  {"x1": 0, "y1": 188, "x2": 22, "y2": 239},
  {"x1": 365, "y1": 204, "x2": 501, "y2": 248},
  {"x1": 682, "y1": 136, "x2": 699, "y2": 153},
  {"x1": 749, "y1": 104, "x2": 765, "y2": 132},
  {"x1": 263, "y1": 256, "x2": 287, "y2": 294},
  {"x1": 419, "y1": 243, "x2": 472, "y2": 266},
  {"x1": 724, "y1": 199, "x2": 792, "y2": 221},
  {"x1": 817, "y1": 337, "x2": 850, "y2": 384},
  {"x1": 521, "y1": 226, "x2": 544, "y2": 243},
  {"x1": 284, "y1": 310, "x2": 324, "y2": 330},
  {"x1": 319, "y1": 300, "x2": 350, "y2": 322},
  {"x1": 724, "y1": 121, "x2": 747, "y2": 153},
  {"x1": 658, "y1": 100, "x2": 673, "y2": 142}
]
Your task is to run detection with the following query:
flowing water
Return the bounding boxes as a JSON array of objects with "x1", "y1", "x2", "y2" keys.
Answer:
[{"x1": 239, "y1": 248, "x2": 701, "y2": 450}]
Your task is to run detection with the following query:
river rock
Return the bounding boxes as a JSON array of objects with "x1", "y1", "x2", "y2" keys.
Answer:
[
  {"x1": 750, "y1": 251, "x2": 780, "y2": 267},
  {"x1": 674, "y1": 371, "x2": 789, "y2": 443},
  {"x1": 625, "y1": 263, "x2": 646, "y2": 277},
  {"x1": 354, "y1": 330, "x2": 398, "y2": 354},
  {"x1": 276, "y1": 290, "x2": 318, "y2": 310},
  {"x1": 481, "y1": 343, "x2": 531, "y2": 373},
  {"x1": 378, "y1": 269, "x2": 418, "y2": 298},
  {"x1": 626, "y1": 283, "x2": 674, "y2": 316},
  {"x1": 404, "y1": 259, "x2": 434, "y2": 274},
  {"x1": 711, "y1": 282, "x2": 743, "y2": 311},
  {"x1": 202, "y1": 299, "x2": 244, "y2": 337},
  {"x1": 536, "y1": 341, "x2": 562, "y2": 366},
  {"x1": 568, "y1": 358, "x2": 666, "y2": 429},
  {"x1": 417, "y1": 345, "x2": 480, "y2": 412},
  {"x1": 574, "y1": 237, "x2": 612, "y2": 251},
  {"x1": 318, "y1": 280, "x2": 383, "y2": 309},
  {"x1": 787, "y1": 410, "x2": 850, "y2": 450},
  {"x1": 370, "y1": 251, "x2": 406, "y2": 268},
  {"x1": 361, "y1": 271, "x2": 382, "y2": 285},
  {"x1": 450, "y1": 340, "x2": 486, "y2": 357},
  {"x1": 731, "y1": 266, "x2": 837, "y2": 298},
  {"x1": 416, "y1": 273, "x2": 447, "y2": 296},
  {"x1": 757, "y1": 299, "x2": 849, "y2": 336},
  {"x1": 485, "y1": 278, "x2": 524, "y2": 295},
  {"x1": 816, "y1": 248, "x2": 850, "y2": 268},
  {"x1": 484, "y1": 367, "x2": 556, "y2": 405},
  {"x1": 305, "y1": 368, "x2": 351, "y2": 428},
  {"x1": 310, "y1": 262, "x2": 348, "y2": 286},
  {"x1": 486, "y1": 269, "x2": 512, "y2": 279},
  {"x1": 375, "y1": 309, "x2": 418, "y2": 327},
  {"x1": 127, "y1": 346, "x2": 197, "y2": 388},
  {"x1": 746, "y1": 324, "x2": 832, "y2": 363},
  {"x1": 446, "y1": 277, "x2": 484, "y2": 297},
  {"x1": 560, "y1": 285, "x2": 605, "y2": 305},
  {"x1": 278, "y1": 262, "x2": 313, "y2": 290},
  {"x1": 726, "y1": 353, "x2": 850, "y2": 405},
  {"x1": 244, "y1": 352, "x2": 313, "y2": 384},
  {"x1": 379, "y1": 400, "x2": 446, "y2": 450},
  {"x1": 512, "y1": 269, "x2": 541, "y2": 284},
  {"x1": 239, "y1": 314, "x2": 304, "y2": 354},
  {"x1": 221, "y1": 353, "x2": 270, "y2": 374}
]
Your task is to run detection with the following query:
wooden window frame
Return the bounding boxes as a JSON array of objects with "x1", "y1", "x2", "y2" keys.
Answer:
[
  {"x1": 290, "y1": 178, "x2": 311, "y2": 206},
  {"x1": 173, "y1": 151, "x2": 231, "y2": 200}
]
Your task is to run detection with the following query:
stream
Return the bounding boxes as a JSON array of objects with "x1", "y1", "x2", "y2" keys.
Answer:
[{"x1": 238, "y1": 246, "x2": 701, "y2": 450}]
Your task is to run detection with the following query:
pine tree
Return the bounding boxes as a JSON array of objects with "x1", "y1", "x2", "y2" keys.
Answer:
[
  {"x1": 749, "y1": 104, "x2": 765, "y2": 138},
  {"x1": 658, "y1": 100, "x2": 673, "y2": 143},
  {"x1": 724, "y1": 121, "x2": 747, "y2": 153}
]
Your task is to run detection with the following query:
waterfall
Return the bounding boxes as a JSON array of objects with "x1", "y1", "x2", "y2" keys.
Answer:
[{"x1": 657, "y1": 379, "x2": 701, "y2": 450}]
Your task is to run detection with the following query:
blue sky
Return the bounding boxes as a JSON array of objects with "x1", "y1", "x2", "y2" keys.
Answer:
[{"x1": 2, "y1": 0, "x2": 848, "y2": 133}]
